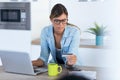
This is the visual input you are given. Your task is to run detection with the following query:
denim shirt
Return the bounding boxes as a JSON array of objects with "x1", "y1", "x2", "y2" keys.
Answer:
[{"x1": 39, "y1": 25, "x2": 80, "y2": 65}]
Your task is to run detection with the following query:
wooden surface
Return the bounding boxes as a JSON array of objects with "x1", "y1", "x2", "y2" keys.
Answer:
[
  {"x1": 32, "y1": 38, "x2": 107, "y2": 48},
  {"x1": 0, "y1": 66, "x2": 104, "y2": 80}
]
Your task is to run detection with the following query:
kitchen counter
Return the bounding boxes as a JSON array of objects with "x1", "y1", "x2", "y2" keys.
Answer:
[
  {"x1": 0, "y1": 66, "x2": 106, "y2": 80},
  {"x1": 32, "y1": 39, "x2": 108, "y2": 49}
]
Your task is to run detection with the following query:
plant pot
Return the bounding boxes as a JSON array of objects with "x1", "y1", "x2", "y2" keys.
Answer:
[{"x1": 96, "y1": 36, "x2": 103, "y2": 46}]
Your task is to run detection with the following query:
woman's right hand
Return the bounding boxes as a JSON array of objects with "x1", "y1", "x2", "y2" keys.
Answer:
[{"x1": 32, "y1": 59, "x2": 44, "y2": 67}]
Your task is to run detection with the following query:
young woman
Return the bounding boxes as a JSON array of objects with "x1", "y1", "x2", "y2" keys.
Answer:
[{"x1": 32, "y1": 3, "x2": 80, "y2": 67}]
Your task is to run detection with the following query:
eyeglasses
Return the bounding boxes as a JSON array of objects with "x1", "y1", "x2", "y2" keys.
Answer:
[{"x1": 53, "y1": 19, "x2": 68, "y2": 25}]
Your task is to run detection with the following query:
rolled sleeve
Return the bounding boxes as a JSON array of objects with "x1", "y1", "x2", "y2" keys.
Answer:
[
  {"x1": 63, "y1": 28, "x2": 81, "y2": 65},
  {"x1": 38, "y1": 28, "x2": 50, "y2": 65},
  {"x1": 68, "y1": 29, "x2": 80, "y2": 55}
]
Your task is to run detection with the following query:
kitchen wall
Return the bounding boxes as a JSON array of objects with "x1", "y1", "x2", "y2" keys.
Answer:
[
  {"x1": 31, "y1": 0, "x2": 49, "y2": 40},
  {"x1": 0, "y1": 0, "x2": 118, "y2": 40},
  {"x1": 0, "y1": 0, "x2": 119, "y2": 40}
]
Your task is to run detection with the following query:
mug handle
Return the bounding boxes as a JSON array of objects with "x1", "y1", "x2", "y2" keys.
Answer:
[{"x1": 58, "y1": 66, "x2": 62, "y2": 74}]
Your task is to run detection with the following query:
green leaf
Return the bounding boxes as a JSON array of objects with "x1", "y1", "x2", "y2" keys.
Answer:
[{"x1": 86, "y1": 22, "x2": 108, "y2": 36}]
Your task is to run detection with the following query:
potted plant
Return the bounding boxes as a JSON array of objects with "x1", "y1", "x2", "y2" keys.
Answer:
[{"x1": 86, "y1": 22, "x2": 107, "y2": 46}]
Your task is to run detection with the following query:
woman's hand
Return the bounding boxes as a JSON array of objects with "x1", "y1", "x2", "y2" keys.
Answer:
[
  {"x1": 32, "y1": 59, "x2": 44, "y2": 67},
  {"x1": 66, "y1": 54, "x2": 77, "y2": 66}
]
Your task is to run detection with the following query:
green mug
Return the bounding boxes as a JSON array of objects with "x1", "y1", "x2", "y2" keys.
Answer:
[{"x1": 48, "y1": 63, "x2": 62, "y2": 76}]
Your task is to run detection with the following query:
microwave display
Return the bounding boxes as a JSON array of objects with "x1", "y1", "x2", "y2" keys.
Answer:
[{"x1": 1, "y1": 9, "x2": 21, "y2": 22}]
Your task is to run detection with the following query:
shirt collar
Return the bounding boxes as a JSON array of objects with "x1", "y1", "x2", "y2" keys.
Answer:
[{"x1": 49, "y1": 25, "x2": 70, "y2": 38}]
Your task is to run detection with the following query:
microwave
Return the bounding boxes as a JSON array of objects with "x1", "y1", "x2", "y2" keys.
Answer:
[
  {"x1": 1, "y1": 9, "x2": 25, "y2": 22},
  {"x1": 0, "y1": 2, "x2": 30, "y2": 30}
]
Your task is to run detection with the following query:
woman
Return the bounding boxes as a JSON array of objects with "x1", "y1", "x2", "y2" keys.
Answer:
[{"x1": 32, "y1": 3, "x2": 80, "y2": 66}]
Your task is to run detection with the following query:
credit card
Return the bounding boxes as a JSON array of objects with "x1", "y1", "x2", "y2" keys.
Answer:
[{"x1": 62, "y1": 54, "x2": 72, "y2": 57}]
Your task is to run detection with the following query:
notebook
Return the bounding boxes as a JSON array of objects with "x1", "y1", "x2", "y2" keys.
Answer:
[{"x1": 0, "y1": 50, "x2": 47, "y2": 75}]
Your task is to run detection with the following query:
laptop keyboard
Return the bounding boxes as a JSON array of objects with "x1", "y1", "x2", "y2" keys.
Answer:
[{"x1": 34, "y1": 68, "x2": 48, "y2": 73}]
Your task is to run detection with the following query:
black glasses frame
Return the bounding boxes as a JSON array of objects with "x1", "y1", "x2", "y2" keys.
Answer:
[{"x1": 53, "y1": 19, "x2": 68, "y2": 25}]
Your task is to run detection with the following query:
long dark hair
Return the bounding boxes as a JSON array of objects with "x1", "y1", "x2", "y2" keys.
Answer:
[{"x1": 50, "y1": 3, "x2": 68, "y2": 19}]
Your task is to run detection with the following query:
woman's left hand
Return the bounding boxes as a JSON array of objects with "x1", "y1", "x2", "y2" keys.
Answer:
[{"x1": 66, "y1": 54, "x2": 77, "y2": 66}]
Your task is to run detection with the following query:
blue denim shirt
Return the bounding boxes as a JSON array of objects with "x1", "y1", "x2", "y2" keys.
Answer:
[{"x1": 39, "y1": 25, "x2": 80, "y2": 65}]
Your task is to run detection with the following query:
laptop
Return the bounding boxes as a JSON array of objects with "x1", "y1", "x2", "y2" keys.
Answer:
[{"x1": 0, "y1": 50, "x2": 48, "y2": 75}]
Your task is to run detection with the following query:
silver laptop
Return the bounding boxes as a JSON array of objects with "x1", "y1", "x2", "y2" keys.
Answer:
[{"x1": 0, "y1": 50, "x2": 47, "y2": 75}]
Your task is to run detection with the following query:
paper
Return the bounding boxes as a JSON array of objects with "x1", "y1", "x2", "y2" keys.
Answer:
[{"x1": 69, "y1": 70, "x2": 96, "y2": 80}]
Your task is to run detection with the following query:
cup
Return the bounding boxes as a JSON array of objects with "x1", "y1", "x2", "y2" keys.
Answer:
[{"x1": 48, "y1": 63, "x2": 62, "y2": 76}]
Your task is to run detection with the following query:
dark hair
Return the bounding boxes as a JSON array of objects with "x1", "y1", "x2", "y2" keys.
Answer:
[
  {"x1": 57, "y1": 74, "x2": 90, "y2": 80},
  {"x1": 50, "y1": 3, "x2": 68, "y2": 19}
]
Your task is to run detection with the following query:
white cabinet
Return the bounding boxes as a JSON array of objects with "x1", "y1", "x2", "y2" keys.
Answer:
[{"x1": 78, "y1": 48, "x2": 109, "y2": 67}]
